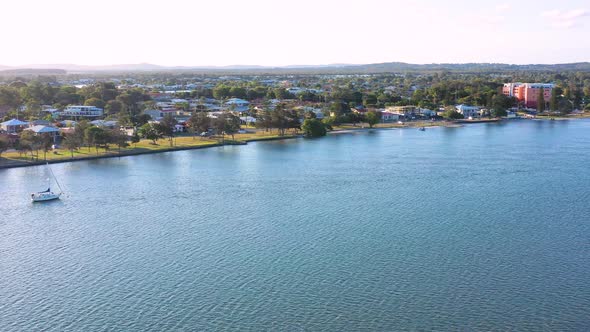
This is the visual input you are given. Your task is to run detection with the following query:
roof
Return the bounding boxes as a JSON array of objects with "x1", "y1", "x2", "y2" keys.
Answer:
[
  {"x1": 30, "y1": 120, "x2": 51, "y2": 126},
  {"x1": 225, "y1": 98, "x2": 249, "y2": 105},
  {"x1": 1, "y1": 119, "x2": 28, "y2": 126},
  {"x1": 26, "y1": 125, "x2": 59, "y2": 133},
  {"x1": 90, "y1": 120, "x2": 118, "y2": 127}
]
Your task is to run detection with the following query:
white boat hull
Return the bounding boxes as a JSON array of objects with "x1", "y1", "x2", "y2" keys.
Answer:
[{"x1": 31, "y1": 192, "x2": 61, "y2": 202}]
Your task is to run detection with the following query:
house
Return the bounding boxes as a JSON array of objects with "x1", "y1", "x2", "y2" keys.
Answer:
[
  {"x1": 90, "y1": 120, "x2": 119, "y2": 128},
  {"x1": 1, "y1": 119, "x2": 29, "y2": 133},
  {"x1": 380, "y1": 111, "x2": 400, "y2": 122},
  {"x1": 385, "y1": 106, "x2": 417, "y2": 118},
  {"x1": 24, "y1": 125, "x2": 60, "y2": 142},
  {"x1": 239, "y1": 116, "x2": 257, "y2": 125},
  {"x1": 29, "y1": 119, "x2": 52, "y2": 127},
  {"x1": 225, "y1": 98, "x2": 250, "y2": 112},
  {"x1": 455, "y1": 104, "x2": 482, "y2": 119},
  {"x1": 60, "y1": 120, "x2": 78, "y2": 127},
  {"x1": 302, "y1": 108, "x2": 324, "y2": 119},
  {"x1": 351, "y1": 107, "x2": 368, "y2": 115},
  {"x1": 61, "y1": 105, "x2": 103, "y2": 118},
  {"x1": 41, "y1": 108, "x2": 61, "y2": 118},
  {"x1": 418, "y1": 108, "x2": 437, "y2": 117},
  {"x1": 143, "y1": 109, "x2": 164, "y2": 120}
]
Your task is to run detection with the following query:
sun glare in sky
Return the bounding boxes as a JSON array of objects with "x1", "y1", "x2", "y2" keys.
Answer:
[{"x1": 1, "y1": 0, "x2": 589, "y2": 66}]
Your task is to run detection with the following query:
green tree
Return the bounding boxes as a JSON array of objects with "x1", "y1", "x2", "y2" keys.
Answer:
[
  {"x1": 19, "y1": 130, "x2": 40, "y2": 160},
  {"x1": 212, "y1": 84, "x2": 231, "y2": 100},
  {"x1": 187, "y1": 112, "x2": 211, "y2": 139},
  {"x1": 74, "y1": 120, "x2": 90, "y2": 149},
  {"x1": 213, "y1": 112, "x2": 241, "y2": 141},
  {"x1": 110, "y1": 128, "x2": 129, "y2": 153},
  {"x1": 105, "y1": 100, "x2": 124, "y2": 116},
  {"x1": 62, "y1": 133, "x2": 82, "y2": 158},
  {"x1": 130, "y1": 132, "x2": 140, "y2": 147},
  {"x1": 138, "y1": 123, "x2": 162, "y2": 144},
  {"x1": 365, "y1": 111, "x2": 380, "y2": 128},
  {"x1": 537, "y1": 87, "x2": 545, "y2": 113},
  {"x1": 255, "y1": 110, "x2": 273, "y2": 132},
  {"x1": 443, "y1": 108, "x2": 464, "y2": 120},
  {"x1": 558, "y1": 99, "x2": 573, "y2": 114},
  {"x1": 159, "y1": 114, "x2": 178, "y2": 146},
  {"x1": 84, "y1": 126, "x2": 107, "y2": 154},
  {"x1": 302, "y1": 118, "x2": 327, "y2": 138},
  {"x1": 322, "y1": 117, "x2": 335, "y2": 131},
  {"x1": 550, "y1": 87, "x2": 563, "y2": 111},
  {"x1": 84, "y1": 97, "x2": 106, "y2": 109},
  {"x1": 39, "y1": 133, "x2": 53, "y2": 160},
  {"x1": 224, "y1": 113, "x2": 241, "y2": 140},
  {"x1": 0, "y1": 136, "x2": 9, "y2": 158},
  {"x1": 0, "y1": 86, "x2": 23, "y2": 114},
  {"x1": 490, "y1": 94, "x2": 512, "y2": 117}
]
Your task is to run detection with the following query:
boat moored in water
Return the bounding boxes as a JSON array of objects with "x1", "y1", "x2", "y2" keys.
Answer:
[
  {"x1": 31, "y1": 163, "x2": 64, "y2": 202},
  {"x1": 31, "y1": 188, "x2": 61, "y2": 202}
]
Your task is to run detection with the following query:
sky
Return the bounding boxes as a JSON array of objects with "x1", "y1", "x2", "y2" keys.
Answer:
[{"x1": 1, "y1": 0, "x2": 589, "y2": 66}]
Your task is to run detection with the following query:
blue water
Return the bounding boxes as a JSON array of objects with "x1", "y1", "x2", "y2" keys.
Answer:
[{"x1": 1, "y1": 119, "x2": 590, "y2": 331}]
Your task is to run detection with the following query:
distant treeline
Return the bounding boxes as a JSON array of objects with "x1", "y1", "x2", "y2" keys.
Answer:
[
  {"x1": 1, "y1": 62, "x2": 590, "y2": 76},
  {"x1": 0, "y1": 69, "x2": 67, "y2": 76}
]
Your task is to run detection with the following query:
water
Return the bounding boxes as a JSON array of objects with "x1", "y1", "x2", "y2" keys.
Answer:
[{"x1": 1, "y1": 119, "x2": 590, "y2": 331}]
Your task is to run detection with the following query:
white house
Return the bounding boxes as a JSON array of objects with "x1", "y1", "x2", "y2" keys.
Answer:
[
  {"x1": 455, "y1": 104, "x2": 482, "y2": 119},
  {"x1": 380, "y1": 111, "x2": 400, "y2": 122},
  {"x1": 61, "y1": 105, "x2": 103, "y2": 118}
]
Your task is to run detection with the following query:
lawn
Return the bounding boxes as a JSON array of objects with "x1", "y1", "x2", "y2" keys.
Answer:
[{"x1": 0, "y1": 130, "x2": 295, "y2": 167}]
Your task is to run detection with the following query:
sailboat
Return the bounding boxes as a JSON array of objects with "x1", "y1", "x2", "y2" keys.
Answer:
[{"x1": 31, "y1": 163, "x2": 64, "y2": 202}]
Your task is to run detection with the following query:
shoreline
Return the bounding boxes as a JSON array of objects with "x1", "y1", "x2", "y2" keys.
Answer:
[
  {"x1": 0, "y1": 135, "x2": 301, "y2": 170},
  {"x1": 0, "y1": 116, "x2": 586, "y2": 170}
]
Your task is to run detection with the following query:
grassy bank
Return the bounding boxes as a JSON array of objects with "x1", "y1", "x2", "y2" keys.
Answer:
[{"x1": 0, "y1": 130, "x2": 297, "y2": 169}]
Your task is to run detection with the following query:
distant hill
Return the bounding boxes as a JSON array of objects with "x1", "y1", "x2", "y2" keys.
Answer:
[
  {"x1": 346, "y1": 62, "x2": 590, "y2": 73},
  {"x1": 0, "y1": 68, "x2": 67, "y2": 76},
  {"x1": 1, "y1": 62, "x2": 590, "y2": 74}
]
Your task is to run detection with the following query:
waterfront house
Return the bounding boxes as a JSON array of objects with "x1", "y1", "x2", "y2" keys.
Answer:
[
  {"x1": 455, "y1": 104, "x2": 482, "y2": 119},
  {"x1": 385, "y1": 106, "x2": 417, "y2": 118},
  {"x1": 380, "y1": 111, "x2": 400, "y2": 122}
]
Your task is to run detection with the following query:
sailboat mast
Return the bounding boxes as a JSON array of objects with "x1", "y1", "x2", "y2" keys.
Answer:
[{"x1": 47, "y1": 163, "x2": 64, "y2": 194}]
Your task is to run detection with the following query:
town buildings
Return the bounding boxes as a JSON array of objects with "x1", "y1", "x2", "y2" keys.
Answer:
[{"x1": 502, "y1": 83, "x2": 554, "y2": 109}]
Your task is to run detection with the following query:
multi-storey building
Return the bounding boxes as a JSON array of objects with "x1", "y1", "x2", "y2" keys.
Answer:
[
  {"x1": 502, "y1": 83, "x2": 554, "y2": 109},
  {"x1": 61, "y1": 105, "x2": 104, "y2": 118}
]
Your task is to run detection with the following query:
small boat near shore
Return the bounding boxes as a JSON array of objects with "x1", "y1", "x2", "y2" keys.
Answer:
[{"x1": 31, "y1": 163, "x2": 64, "y2": 202}]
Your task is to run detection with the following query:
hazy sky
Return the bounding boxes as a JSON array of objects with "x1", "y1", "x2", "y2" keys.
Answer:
[{"x1": 1, "y1": 0, "x2": 589, "y2": 66}]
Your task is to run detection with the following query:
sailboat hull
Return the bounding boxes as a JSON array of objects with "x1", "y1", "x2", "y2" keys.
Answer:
[{"x1": 31, "y1": 192, "x2": 61, "y2": 202}]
